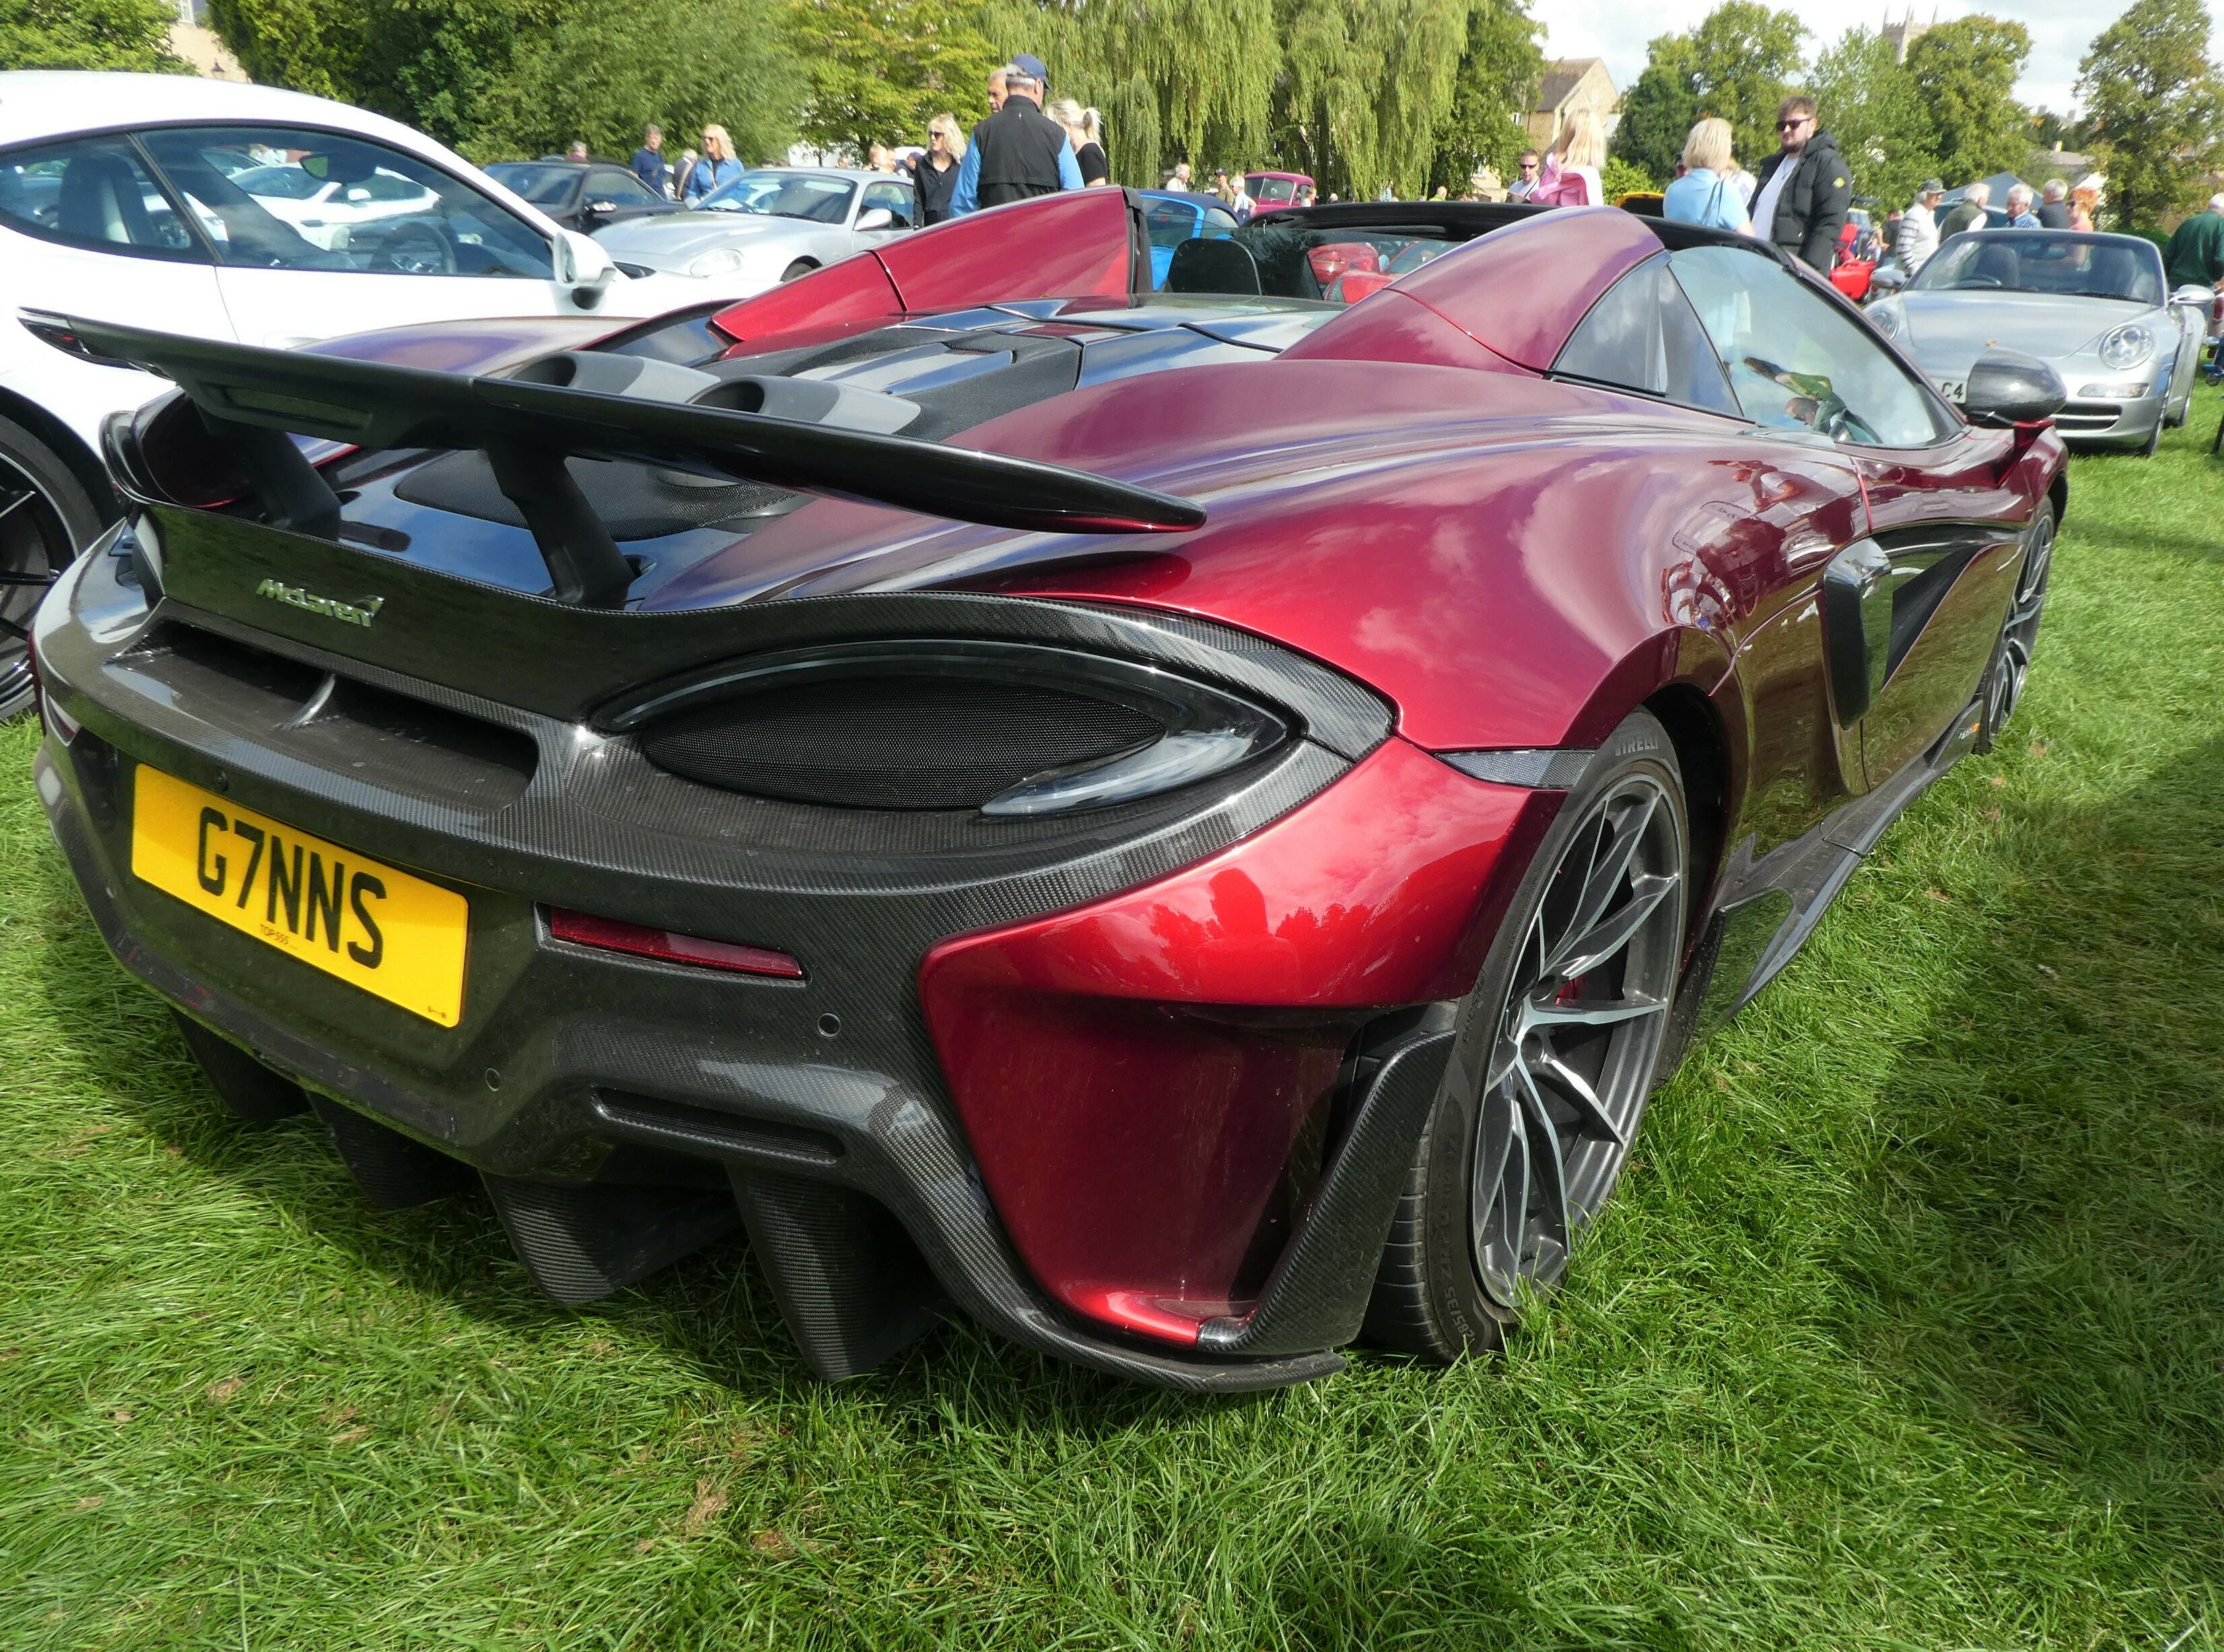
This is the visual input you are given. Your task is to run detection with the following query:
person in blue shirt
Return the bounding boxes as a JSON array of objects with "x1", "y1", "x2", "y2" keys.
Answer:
[
  {"x1": 949, "y1": 55, "x2": 1083, "y2": 215},
  {"x1": 1662, "y1": 118, "x2": 1752, "y2": 234},
  {"x1": 629, "y1": 123, "x2": 670, "y2": 199},
  {"x1": 684, "y1": 125, "x2": 744, "y2": 205},
  {"x1": 2003, "y1": 183, "x2": 2042, "y2": 228}
]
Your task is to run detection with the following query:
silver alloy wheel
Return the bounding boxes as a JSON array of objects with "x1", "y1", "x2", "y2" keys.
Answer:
[
  {"x1": 1470, "y1": 773, "x2": 1686, "y2": 1305},
  {"x1": 1988, "y1": 510, "x2": 2054, "y2": 735},
  {"x1": 0, "y1": 450, "x2": 69, "y2": 707}
]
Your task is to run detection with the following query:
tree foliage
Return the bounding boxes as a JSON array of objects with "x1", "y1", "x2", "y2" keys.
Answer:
[
  {"x1": 1903, "y1": 15, "x2": 2030, "y2": 186},
  {"x1": 209, "y1": 0, "x2": 801, "y2": 162},
  {"x1": 2077, "y1": 0, "x2": 2224, "y2": 231},
  {"x1": 1, "y1": 0, "x2": 184, "y2": 71},
  {"x1": 1424, "y1": 0, "x2": 1543, "y2": 196},
  {"x1": 1811, "y1": 26, "x2": 1936, "y2": 213},
  {"x1": 1611, "y1": 2, "x2": 1804, "y2": 187},
  {"x1": 794, "y1": 0, "x2": 1000, "y2": 161}
]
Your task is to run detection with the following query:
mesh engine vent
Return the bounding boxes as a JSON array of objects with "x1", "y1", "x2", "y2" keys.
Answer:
[{"x1": 639, "y1": 677, "x2": 1162, "y2": 810}]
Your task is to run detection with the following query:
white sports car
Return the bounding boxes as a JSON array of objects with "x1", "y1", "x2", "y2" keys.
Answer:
[
  {"x1": 591, "y1": 168, "x2": 917, "y2": 291},
  {"x1": 0, "y1": 70, "x2": 748, "y2": 716}
]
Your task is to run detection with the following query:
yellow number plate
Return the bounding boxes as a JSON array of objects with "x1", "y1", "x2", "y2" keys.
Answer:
[{"x1": 131, "y1": 766, "x2": 468, "y2": 1027}]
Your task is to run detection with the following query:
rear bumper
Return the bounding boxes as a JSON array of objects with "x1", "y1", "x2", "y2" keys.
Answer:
[{"x1": 34, "y1": 542, "x2": 1550, "y2": 1387}]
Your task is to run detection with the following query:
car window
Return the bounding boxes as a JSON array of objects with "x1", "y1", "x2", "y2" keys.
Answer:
[
  {"x1": 1670, "y1": 244, "x2": 1952, "y2": 448},
  {"x1": 1556, "y1": 252, "x2": 1739, "y2": 417},
  {"x1": 0, "y1": 137, "x2": 207, "y2": 262},
  {"x1": 137, "y1": 126, "x2": 555, "y2": 279},
  {"x1": 590, "y1": 168, "x2": 660, "y2": 205},
  {"x1": 1247, "y1": 176, "x2": 1298, "y2": 203},
  {"x1": 1144, "y1": 199, "x2": 1200, "y2": 249},
  {"x1": 232, "y1": 164, "x2": 324, "y2": 201},
  {"x1": 859, "y1": 179, "x2": 914, "y2": 227},
  {"x1": 485, "y1": 163, "x2": 578, "y2": 207}
]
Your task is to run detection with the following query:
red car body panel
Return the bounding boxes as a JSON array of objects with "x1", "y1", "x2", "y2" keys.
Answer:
[
  {"x1": 1243, "y1": 171, "x2": 1313, "y2": 217},
  {"x1": 919, "y1": 740, "x2": 1556, "y2": 1342}
]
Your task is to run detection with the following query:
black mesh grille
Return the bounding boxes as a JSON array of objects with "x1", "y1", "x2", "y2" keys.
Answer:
[{"x1": 639, "y1": 677, "x2": 1163, "y2": 809}]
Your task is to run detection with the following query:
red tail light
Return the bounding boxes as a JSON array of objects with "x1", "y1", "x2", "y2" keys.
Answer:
[{"x1": 546, "y1": 907, "x2": 803, "y2": 979}]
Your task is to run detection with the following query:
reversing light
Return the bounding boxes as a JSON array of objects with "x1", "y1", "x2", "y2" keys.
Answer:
[{"x1": 547, "y1": 907, "x2": 804, "y2": 979}]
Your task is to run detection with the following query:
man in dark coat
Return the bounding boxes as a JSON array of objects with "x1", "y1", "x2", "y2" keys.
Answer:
[
  {"x1": 950, "y1": 53, "x2": 1082, "y2": 215},
  {"x1": 1746, "y1": 95, "x2": 1852, "y2": 272},
  {"x1": 629, "y1": 125, "x2": 668, "y2": 199},
  {"x1": 2036, "y1": 178, "x2": 2073, "y2": 230},
  {"x1": 2164, "y1": 195, "x2": 2224, "y2": 291}
]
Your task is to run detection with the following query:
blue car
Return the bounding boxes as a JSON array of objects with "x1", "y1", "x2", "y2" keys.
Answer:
[{"x1": 1138, "y1": 190, "x2": 1239, "y2": 287}]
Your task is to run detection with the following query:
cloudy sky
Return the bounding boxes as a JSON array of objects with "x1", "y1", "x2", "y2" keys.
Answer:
[{"x1": 1533, "y1": 0, "x2": 2120, "y2": 118}]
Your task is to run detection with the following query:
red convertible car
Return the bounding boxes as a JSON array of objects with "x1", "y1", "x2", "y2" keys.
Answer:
[{"x1": 28, "y1": 193, "x2": 2068, "y2": 1388}]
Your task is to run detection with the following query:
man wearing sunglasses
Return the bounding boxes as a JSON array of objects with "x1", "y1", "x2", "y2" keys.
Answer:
[
  {"x1": 1506, "y1": 150, "x2": 1541, "y2": 201},
  {"x1": 1745, "y1": 95, "x2": 1851, "y2": 273}
]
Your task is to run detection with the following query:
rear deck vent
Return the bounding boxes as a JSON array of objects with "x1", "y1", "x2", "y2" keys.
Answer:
[{"x1": 639, "y1": 677, "x2": 1160, "y2": 810}]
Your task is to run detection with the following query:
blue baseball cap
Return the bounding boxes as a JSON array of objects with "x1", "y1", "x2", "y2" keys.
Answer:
[{"x1": 1009, "y1": 53, "x2": 1048, "y2": 85}]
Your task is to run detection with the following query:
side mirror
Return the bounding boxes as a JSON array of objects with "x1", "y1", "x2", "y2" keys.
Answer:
[
  {"x1": 2170, "y1": 283, "x2": 2215, "y2": 310},
  {"x1": 1866, "y1": 263, "x2": 1907, "y2": 298},
  {"x1": 1961, "y1": 347, "x2": 2065, "y2": 429},
  {"x1": 553, "y1": 227, "x2": 617, "y2": 307},
  {"x1": 587, "y1": 199, "x2": 618, "y2": 215},
  {"x1": 855, "y1": 207, "x2": 896, "y2": 232}
]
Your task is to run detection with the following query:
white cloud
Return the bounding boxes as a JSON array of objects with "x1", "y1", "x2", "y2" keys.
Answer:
[{"x1": 1531, "y1": 0, "x2": 2154, "y2": 122}]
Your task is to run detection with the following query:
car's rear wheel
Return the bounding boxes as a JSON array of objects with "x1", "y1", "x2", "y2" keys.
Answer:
[
  {"x1": 1366, "y1": 711, "x2": 1689, "y2": 1360},
  {"x1": 1978, "y1": 502, "x2": 2055, "y2": 751},
  {"x1": 0, "y1": 415, "x2": 100, "y2": 720}
]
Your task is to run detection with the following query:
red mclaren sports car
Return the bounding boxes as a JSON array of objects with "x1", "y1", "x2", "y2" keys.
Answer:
[{"x1": 29, "y1": 193, "x2": 2069, "y2": 1388}]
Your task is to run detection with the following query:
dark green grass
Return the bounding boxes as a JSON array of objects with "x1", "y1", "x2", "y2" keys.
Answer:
[{"x1": 3, "y1": 410, "x2": 2222, "y2": 1650}]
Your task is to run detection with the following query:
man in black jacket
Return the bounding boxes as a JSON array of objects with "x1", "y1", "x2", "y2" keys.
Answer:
[
  {"x1": 1747, "y1": 96, "x2": 1852, "y2": 272},
  {"x1": 950, "y1": 54, "x2": 1082, "y2": 213}
]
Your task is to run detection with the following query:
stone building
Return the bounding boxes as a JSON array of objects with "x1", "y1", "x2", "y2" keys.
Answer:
[{"x1": 1525, "y1": 59, "x2": 1620, "y2": 149}]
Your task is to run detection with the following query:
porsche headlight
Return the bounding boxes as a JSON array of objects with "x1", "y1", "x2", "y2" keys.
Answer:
[
  {"x1": 2098, "y1": 322, "x2": 2154, "y2": 370},
  {"x1": 1868, "y1": 302, "x2": 1903, "y2": 339},
  {"x1": 687, "y1": 246, "x2": 747, "y2": 278}
]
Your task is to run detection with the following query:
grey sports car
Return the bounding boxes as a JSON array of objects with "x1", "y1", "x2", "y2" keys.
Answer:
[
  {"x1": 590, "y1": 167, "x2": 915, "y2": 297},
  {"x1": 1867, "y1": 230, "x2": 2209, "y2": 453}
]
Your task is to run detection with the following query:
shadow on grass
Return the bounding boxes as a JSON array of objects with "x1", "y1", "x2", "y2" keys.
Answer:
[
  {"x1": 1833, "y1": 733, "x2": 2224, "y2": 1560},
  {"x1": 13, "y1": 832, "x2": 1237, "y2": 1433}
]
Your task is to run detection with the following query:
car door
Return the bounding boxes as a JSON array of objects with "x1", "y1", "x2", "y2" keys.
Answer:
[
  {"x1": 133, "y1": 124, "x2": 573, "y2": 348},
  {"x1": 582, "y1": 166, "x2": 666, "y2": 232},
  {"x1": 1669, "y1": 244, "x2": 2024, "y2": 792},
  {"x1": 0, "y1": 133, "x2": 234, "y2": 344}
]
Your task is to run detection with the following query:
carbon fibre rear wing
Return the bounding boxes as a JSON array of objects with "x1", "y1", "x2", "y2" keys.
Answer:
[{"x1": 46, "y1": 315, "x2": 1206, "y2": 609}]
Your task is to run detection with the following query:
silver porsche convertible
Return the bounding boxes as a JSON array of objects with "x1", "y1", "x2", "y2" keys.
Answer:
[{"x1": 1867, "y1": 230, "x2": 2209, "y2": 454}]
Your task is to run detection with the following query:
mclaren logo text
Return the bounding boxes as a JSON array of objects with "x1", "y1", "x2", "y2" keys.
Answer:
[{"x1": 254, "y1": 578, "x2": 385, "y2": 627}]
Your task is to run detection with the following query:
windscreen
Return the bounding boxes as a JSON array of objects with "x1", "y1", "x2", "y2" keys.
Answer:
[
  {"x1": 701, "y1": 171, "x2": 855, "y2": 224},
  {"x1": 1908, "y1": 233, "x2": 2163, "y2": 305}
]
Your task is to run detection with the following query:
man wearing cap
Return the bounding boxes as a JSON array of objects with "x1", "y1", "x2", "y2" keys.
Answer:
[
  {"x1": 1895, "y1": 178, "x2": 1945, "y2": 275},
  {"x1": 950, "y1": 54, "x2": 1083, "y2": 215}
]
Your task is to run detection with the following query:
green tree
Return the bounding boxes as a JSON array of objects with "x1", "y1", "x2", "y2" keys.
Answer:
[
  {"x1": 1610, "y1": 2, "x2": 1804, "y2": 186},
  {"x1": 1903, "y1": 14, "x2": 2030, "y2": 185},
  {"x1": 2077, "y1": 0, "x2": 2224, "y2": 230},
  {"x1": 795, "y1": 0, "x2": 1002, "y2": 160},
  {"x1": 203, "y1": 0, "x2": 361, "y2": 98},
  {"x1": 1811, "y1": 26, "x2": 1936, "y2": 213},
  {"x1": 1, "y1": 0, "x2": 184, "y2": 69},
  {"x1": 479, "y1": 0, "x2": 802, "y2": 166},
  {"x1": 1424, "y1": 0, "x2": 1543, "y2": 195}
]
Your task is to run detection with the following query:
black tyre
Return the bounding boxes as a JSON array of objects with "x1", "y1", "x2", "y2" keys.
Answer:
[
  {"x1": 0, "y1": 415, "x2": 100, "y2": 720},
  {"x1": 778, "y1": 259, "x2": 816, "y2": 283},
  {"x1": 1976, "y1": 502, "x2": 2055, "y2": 753},
  {"x1": 170, "y1": 1010, "x2": 310, "y2": 1123},
  {"x1": 1366, "y1": 710, "x2": 1690, "y2": 1360},
  {"x1": 2139, "y1": 419, "x2": 2161, "y2": 456}
]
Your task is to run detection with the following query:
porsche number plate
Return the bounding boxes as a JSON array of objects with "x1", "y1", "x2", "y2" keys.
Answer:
[
  {"x1": 131, "y1": 766, "x2": 468, "y2": 1026},
  {"x1": 1934, "y1": 376, "x2": 1967, "y2": 403}
]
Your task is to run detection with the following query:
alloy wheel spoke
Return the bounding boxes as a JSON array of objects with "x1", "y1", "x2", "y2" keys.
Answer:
[
  {"x1": 0, "y1": 488, "x2": 33, "y2": 526},
  {"x1": 1511, "y1": 1064, "x2": 1571, "y2": 1272},
  {"x1": 1547, "y1": 873, "x2": 1673, "y2": 984},
  {"x1": 1471, "y1": 1079, "x2": 1528, "y2": 1293},
  {"x1": 0, "y1": 568, "x2": 55, "y2": 588},
  {"x1": 1527, "y1": 1047, "x2": 1628, "y2": 1147},
  {"x1": 1550, "y1": 794, "x2": 1655, "y2": 973},
  {"x1": 1525, "y1": 991, "x2": 1668, "y2": 1030}
]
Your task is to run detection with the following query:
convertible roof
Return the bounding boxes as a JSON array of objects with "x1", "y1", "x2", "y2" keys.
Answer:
[{"x1": 1267, "y1": 199, "x2": 1793, "y2": 263}]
